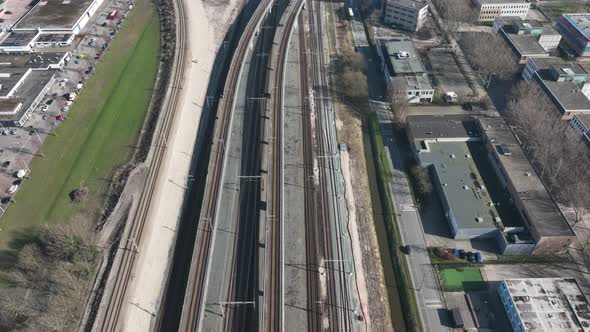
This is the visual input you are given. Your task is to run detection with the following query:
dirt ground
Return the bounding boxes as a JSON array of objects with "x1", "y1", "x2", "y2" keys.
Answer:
[{"x1": 330, "y1": 4, "x2": 393, "y2": 331}]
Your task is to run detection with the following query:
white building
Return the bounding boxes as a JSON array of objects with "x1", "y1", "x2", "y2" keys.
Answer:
[
  {"x1": 375, "y1": 36, "x2": 434, "y2": 103},
  {"x1": 472, "y1": 0, "x2": 530, "y2": 22},
  {"x1": 498, "y1": 278, "x2": 590, "y2": 332},
  {"x1": 383, "y1": 0, "x2": 428, "y2": 32}
]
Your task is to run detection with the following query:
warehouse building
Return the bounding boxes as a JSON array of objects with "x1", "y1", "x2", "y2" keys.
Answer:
[
  {"x1": 12, "y1": 0, "x2": 105, "y2": 35},
  {"x1": 375, "y1": 36, "x2": 434, "y2": 103},
  {"x1": 0, "y1": 53, "x2": 66, "y2": 126},
  {"x1": 522, "y1": 56, "x2": 590, "y2": 118},
  {"x1": 472, "y1": 0, "x2": 529, "y2": 22},
  {"x1": 478, "y1": 118, "x2": 574, "y2": 255},
  {"x1": 408, "y1": 116, "x2": 574, "y2": 255},
  {"x1": 498, "y1": 278, "x2": 590, "y2": 332},
  {"x1": 383, "y1": 0, "x2": 428, "y2": 32},
  {"x1": 557, "y1": 14, "x2": 590, "y2": 57},
  {"x1": 493, "y1": 17, "x2": 561, "y2": 63}
]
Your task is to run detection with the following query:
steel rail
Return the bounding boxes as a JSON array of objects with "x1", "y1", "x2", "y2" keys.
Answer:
[{"x1": 97, "y1": 0, "x2": 189, "y2": 329}]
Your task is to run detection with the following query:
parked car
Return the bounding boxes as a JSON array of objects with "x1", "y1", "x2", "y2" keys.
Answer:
[
  {"x1": 466, "y1": 252, "x2": 475, "y2": 262},
  {"x1": 401, "y1": 245, "x2": 411, "y2": 255},
  {"x1": 41, "y1": 105, "x2": 49, "y2": 112},
  {"x1": 7, "y1": 184, "x2": 19, "y2": 194},
  {"x1": 1, "y1": 161, "x2": 10, "y2": 167},
  {"x1": 475, "y1": 252, "x2": 483, "y2": 263},
  {"x1": 1, "y1": 197, "x2": 11, "y2": 204},
  {"x1": 0, "y1": 130, "x2": 6, "y2": 136},
  {"x1": 9, "y1": 129, "x2": 17, "y2": 135},
  {"x1": 458, "y1": 249, "x2": 466, "y2": 259},
  {"x1": 46, "y1": 99, "x2": 53, "y2": 105}
]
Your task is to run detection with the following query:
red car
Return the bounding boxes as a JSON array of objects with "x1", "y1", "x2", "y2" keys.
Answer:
[{"x1": 56, "y1": 114, "x2": 65, "y2": 121}]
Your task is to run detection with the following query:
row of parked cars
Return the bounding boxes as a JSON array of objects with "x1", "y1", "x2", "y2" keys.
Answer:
[{"x1": 453, "y1": 248, "x2": 483, "y2": 263}]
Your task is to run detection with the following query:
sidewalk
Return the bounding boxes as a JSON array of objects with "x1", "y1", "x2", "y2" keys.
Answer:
[{"x1": 375, "y1": 109, "x2": 448, "y2": 332}]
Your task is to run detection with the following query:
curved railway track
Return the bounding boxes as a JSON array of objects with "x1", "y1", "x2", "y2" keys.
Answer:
[
  {"x1": 178, "y1": 0, "x2": 275, "y2": 329},
  {"x1": 97, "y1": 0, "x2": 189, "y2": 329}
]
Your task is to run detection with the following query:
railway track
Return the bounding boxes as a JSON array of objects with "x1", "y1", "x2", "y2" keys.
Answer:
[
  {"x1": 261, "y1": 0, "x2": 305, "y2": 330},
  {"x1": 304, "y1": 0, "x2": 353, "y2": 329},
  {"x1": 299, "y1": 10, "x2": 325, "y2": 332},
  {"x1": 178, "y1": 0, "x2": 275, "y2": 329},
  {"x1": 96, "y1": 0, "x2": 189, "y2": 329}
]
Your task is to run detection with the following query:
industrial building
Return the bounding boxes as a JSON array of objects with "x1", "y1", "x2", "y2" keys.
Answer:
[
  {"x1": 408, "y1": 116, "x2": 574, "y2": 255},
  {"x1": 375, "y1": 36, "x2": 434, "y2": 103},
  {"x1": 383, "y1": 0, "x2": 428, "y2": 32},
  {"x1": 557, "y1": 14, "x2": 590, "y2": 57},
  {"x1": 0, "y1": 0, "x2": 105, "y2": 52},
  {"x1": 0, "y1": 53, "x2": 67, "y2": 126},
  {"x1": 478, "y1": 118, "x2": 574, "y2": 255},
  {"x1": 471, "y1": 0, "x2": 530, "y2": 22},
  {"x1": 493, "y1": 17, "x2": 561, "y2": 63},
  {"x1": 522, "y1": 56, "x2": 590, "y2": 118},
  {"x1": 498, "y1": 278, "x2": 590, "y2": 332}
]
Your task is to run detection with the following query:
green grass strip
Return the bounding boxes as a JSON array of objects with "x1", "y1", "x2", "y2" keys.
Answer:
[{"x1": 0, "y1": 0, "x2": 160, "y2": 247}]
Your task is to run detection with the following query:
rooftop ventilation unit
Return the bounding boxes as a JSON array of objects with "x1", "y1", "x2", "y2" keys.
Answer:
[
  {"x1": 476, "y1": 217, "x2": 484, "y2": 223},
  {"x1": 463, "y1": 185, "x2": 469, "y2": 190}
]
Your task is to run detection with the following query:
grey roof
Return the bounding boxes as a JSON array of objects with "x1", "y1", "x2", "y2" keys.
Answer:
[
  {"x1": 478, "y1": 118, "x2": 573, "y2": 238},
  {"x1": 0, "y1": 70, "x2": 55, "y2": 122},
  {"x1": 550, "y1": 63, "x2": 588, "y2": 76},
  {"x1": 478, "y1": 0, "x2": 527, "y2": 3},
  {"x1": 14, "y1": 0, "x2": 97, "y2": 30},
  {"x1": 574, "y1": 113, "x2": 590, "y2": 131},
  {"x1": 505, "y1": 33, "x2": 548, "y2": 56},
  {"x1": 0, "y1": 31, "x2": 37, "y2": 46},
  {"x1": 388, "y1": 0, "x2": 428, "y2": 10},
  {"x1": 379, "y1": 36, "x2": 425, "y2": 75},
  {"x1": 0, "y1": 68, "x2": 29, "y2": 97},
  {"x1": 408, "y1": 116, "x2": 480, "y2": 140},
  {"x1": 419, "y1": 141, "x2": 503, "y2": 231},
  {"x1": 540, "y1": 79, "x2": 590, "y2": 112},
  {"x1": 502, "y1": 278, "x2": 590, "y2": 332},
  {"x1": 0, "y1": 53, "x2": 67, "y2": 70},
  {"x1": 35, "y1": 33, "x2": 73, "y2": 43},
  {"x1": 392, "y1": 74, "x2": 433, "y2": 93},
  {"x1": 529, "y1": 56, "x2": 569, "y2": 71}
]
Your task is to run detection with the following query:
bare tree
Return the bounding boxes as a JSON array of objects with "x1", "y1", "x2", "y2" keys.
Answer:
[
  {"x1": 506, "y1": 81, "x2": 590, "y2": 232},
  {"x1": 459, "y1": 32, "x2": 518, "y2": 87},
  {"x1": 432, "y1": 0, "x2": 477, "y2": 41},
  {"x1": 387, "y1": 78, "x2": 410, "y2": 123}
]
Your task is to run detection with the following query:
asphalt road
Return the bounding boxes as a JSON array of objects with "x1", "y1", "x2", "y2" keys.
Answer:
[{"x1": 376, "y1": 108, "x2": 450, "y2": 332}]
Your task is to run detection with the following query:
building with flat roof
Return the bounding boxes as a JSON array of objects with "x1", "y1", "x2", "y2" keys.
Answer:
[
  {"x1": 557, "y1": 14, "x2": 590, "y2": 57},
  {"x1": 383, "y1": 0, "x2": 428, "y2": 32},
  {"x1": 498, "y1": 278, "x2": 590, "y2": 332},
  {"x1": 0, "y1": 69, "x2": 56, "y2": 126},
  {"x1": 12, "y1": 0, "x2": 105, "y2": 34},
  {"x1": 419, "y1": 141, "x2": 504, "y2": 239},
  {"x1": 493, "y1": 17, "x2": 561, "y2": 63},
  {"x1": 522, "y1": 56, "x2": 590, "y2": 118},
  {"x1": 0, "y1": 53, "x2": 66, "y2": 126},
  {"x1": 375, "y1": 36, "x2": 434, "y2": 103},
  {"x1": 408, "y1": 116, "x2": 573, "y2": 255},
  {"x1": 472, "y1": 0, "x2": 530, "y2": 22},
  {"x1": 478, "y1": 118, "x2": 574, "y2": 255}
]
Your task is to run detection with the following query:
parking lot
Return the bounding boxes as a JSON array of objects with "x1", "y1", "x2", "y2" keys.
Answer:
[
  {"x1": 0, "y1": 0, "x2": 134, "y2": 214},
  {"x1": 427, "y1": 48, "x2": 475, "y2": 100}
]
